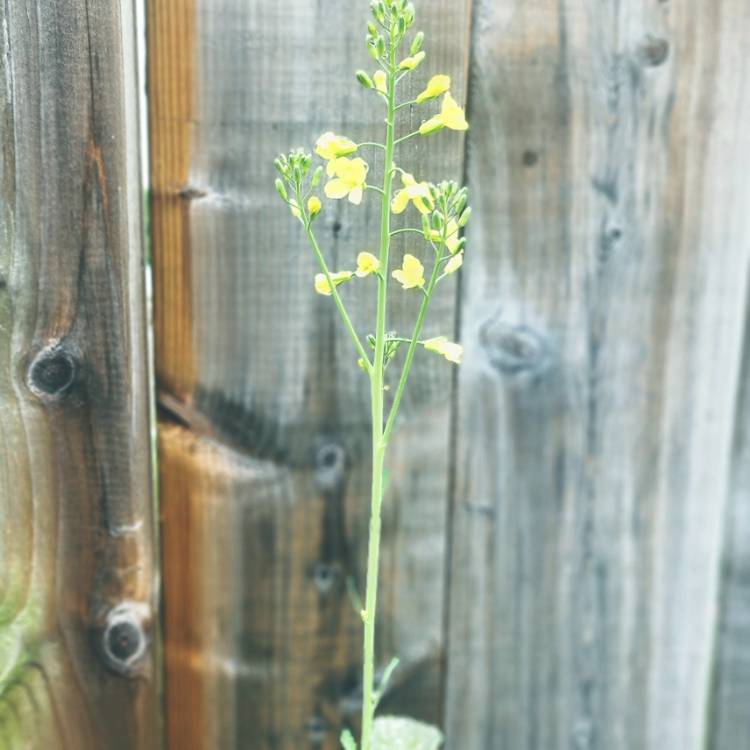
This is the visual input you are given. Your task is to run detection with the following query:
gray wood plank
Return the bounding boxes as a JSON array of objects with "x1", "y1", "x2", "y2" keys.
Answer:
[
  {"x1": 0, "y1": 0, "x2": 159, "y2": 747},
  {"x1": 445, "y1": 1, "x2": 750, "y2": 748}
]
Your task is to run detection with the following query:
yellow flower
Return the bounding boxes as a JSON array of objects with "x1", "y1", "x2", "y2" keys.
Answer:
[
  {"x1": 307, "y1": 196, "x2": 322, "y2": 216},
  {"x1": 314, "y1": 271, "x2": 353, "y2": 296},
  {"x1": 419, "y1": 93, "x2": 469, "y2": 135},
  {"x1": 391, "y1": 172, "x2": 434, "y2": 215},
  {"x1": 324, "y1": 157, "x2": 369, "y2": 205},
  {"x1": 444, "y1": 251, "x2": 463, "y2": 275},
  {"x1": 416, "y1": 74, "x2": 451, "y2": 104},
  {"x1": 429, "y1": 219, "x2": 461, "y2": 254},
  {"x1": 356, "y1": 251, "x2": 380, "y2": 277},
  {"x1": 398, "y1": 51, "x2": 426, "y2": 71},
  {"x1": 315, "y1": 132, "x2": 358, "y2": 161},
  {"x1": 392, "y1": 254, "x2": 425, "y2": 289},
  {"x1": 373, "y1": 70, "x2": 387, "y2": 94},
  {"x1": 423, "y1": 336, "x2": 463, "y2": 364}
]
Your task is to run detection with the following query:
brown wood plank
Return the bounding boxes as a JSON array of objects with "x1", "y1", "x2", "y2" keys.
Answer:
[
  {"x1": 150, "y1": 0, "x2": 472, "y2": 747},
  {"x1": 445, "y1": 0, "x2": 750, "y2": 748},
  {"x1": 0, "y1": 0, "x2": 160, "y2": 747}
]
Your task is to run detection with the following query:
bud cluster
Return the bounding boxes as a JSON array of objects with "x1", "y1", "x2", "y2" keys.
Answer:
[
  {"x1": 367, "y1": 0, "x2": 417, "y2": 62},
  {"x1": 274, "y1": 149, "x2": 324, "y2": 222},
  {"x1": 420, "y1": 181, "x2": 471, "y2": 251}
]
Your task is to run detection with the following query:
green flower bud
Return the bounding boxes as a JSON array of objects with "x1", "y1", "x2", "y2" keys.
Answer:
[
  {"x1": 458, "y1": 206, "x2": 472, "y2": 227},
  {"x1": 431, "y1": 210, "x2": 445, "y2": 230},
  {"x1": 397, "y1": 15, "x2": 406, "y2": 36},
  {"x1": 367, "y1": 37, "x2": 380, "y2": 60},
  {"x1": 311, "y1": 165, "x2": 324, "y2": 188},
  {"x1": 454, "y1": 237, "x2": 467, "y2": 253},
  {"x1": 410, "y1": 31, "x2": 424, "y2": 55},
  {"x1": 421, "y1": 212, "x2": 431, "y2": 239},
  {"x1": 274, "y1": 178, "x2": 288, "y2": 201},
  {"x1": 454, "y1": 193, "x2": 467, "y2": 216},
  {"x1": 356, "y1": 70, "x2": 374, "y2": 89},
  {"x1": 367, "y1": 21, "x2": 377, "y2": 36},
  {"x1": 404, "y1": 3, "x2": 415, "y2": 25},
  {"x1": 293, "y1": 165, "x2": 302, "y2": 183},
  {"x1": 273, "y1": 158, "x2": 286, "y2": 176},
  {"x1": 367, "y1": 334, "x2": 377, "y2": 349},
  {"x1": 376, "y1": 35, "x2": 386, "y2": 58}
]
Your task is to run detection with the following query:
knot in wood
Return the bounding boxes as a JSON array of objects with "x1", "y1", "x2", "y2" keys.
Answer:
[
  {"x1": 304, "y1": 715, "x2": 331, "y2": 744},
  {"x1": 638, "y1": 35, "x2": 669, "y2": 67},
  {"x1": 479, "y1": 319, "x2": 551, "y2": 378},
  {"x1": 314, "y1": 438, "x2": 347, "y2": 491},
  {"x1": 310, "y1": 561, "x2": 341, "y2": 594},
  {"x1": 27, "y1": 343, "x2": 78, "y2": 400},
  {"x1": 101, "y1": 602, "x2": 149, "y2": 676}
]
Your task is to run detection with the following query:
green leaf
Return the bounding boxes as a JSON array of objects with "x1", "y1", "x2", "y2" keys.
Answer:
[
  {"x1": 340, "y1": 729, "x2": 357, "y2": 750},
  {"x1": 372, "y1": 717, "x2": 443, "y2": 750}
]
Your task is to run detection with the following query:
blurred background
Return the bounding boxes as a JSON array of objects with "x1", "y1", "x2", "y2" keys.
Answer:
[{"x1": 1, "y1": 0, "x2": 749, "y2": 749}]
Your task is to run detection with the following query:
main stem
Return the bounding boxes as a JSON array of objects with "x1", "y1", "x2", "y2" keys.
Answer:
[{"x1": 360, "y1": 38, "x2": 397, "y2": 750}]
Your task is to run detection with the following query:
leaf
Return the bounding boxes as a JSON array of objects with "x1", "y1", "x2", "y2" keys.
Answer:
[
  {"x1": 340, "y1": 728, "x2": 357, "y2": 750},
  {"x1": 372, "y1": 716, "x2": 443, "y2": 750}
]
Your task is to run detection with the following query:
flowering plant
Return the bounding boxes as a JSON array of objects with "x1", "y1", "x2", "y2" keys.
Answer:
[{"x1": 274, "y1": 2, "x2": 470, "y2": 747}]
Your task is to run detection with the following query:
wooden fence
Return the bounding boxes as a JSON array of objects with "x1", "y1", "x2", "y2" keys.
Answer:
[{"x1": 1, "y1": 0, "x2": 749, "y2": 748}]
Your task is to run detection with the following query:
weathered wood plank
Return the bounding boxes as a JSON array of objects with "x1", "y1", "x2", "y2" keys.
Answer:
[
  {"x1": 0, "y1": 1, "x2": 159, "y2": 748},
  {"x1": 445, "y1": 1, "x2": 750, "y2": 748},
  {"x1": 149, "y1": 0, "x2": 471, "y2": 746},
  {"x1": 709, "y1": 293, "x2": 750, "y2": 748}
]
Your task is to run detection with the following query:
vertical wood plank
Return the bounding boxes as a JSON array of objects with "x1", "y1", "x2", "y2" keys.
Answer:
[
  {"x1": 708, "y1": 291, "x2": 750, "y2": 749},
  {"x1": 149, "y1": 0, "x2": 471, "y2": 747},
  {"x1": 0, "y1": 0, "x2": 160, "y2": 748},
  {"x1": 445, "y1": 0, "x2": 750, "y2": 748}
]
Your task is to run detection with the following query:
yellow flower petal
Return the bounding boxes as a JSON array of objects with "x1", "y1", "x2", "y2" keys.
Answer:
[
  {"x1": 445, "y1": 219, "x2": 461, "y2": 254},
  {"x1": 440, "y1": 92, "x2": 469, "y2": 131},
  {"x1": 325, "y1": 178, "x2": 350, "y2": 200},
  {"x1": 373, "y1": 70, "x2": 387, "y2": 94},
  {"x1": 416, "y1": 74, "x2": 451, "y2": 104},
  {"x1": 392, "y1": 254, "x2": 425, "y2": 289},
  {"x1": 289, "y1": 199, "x2": 302, "y2": 218},
  {"x1": 314, "y1": 271, "x2": 353, "y2": 296},
  {"x1": 391, "y1": 189, "x2": 411, "y2": 214},
  {"x1": 324, "y1": 157, "x2": 369, "y2": 203},
  {"x1": 398, "y1": 51, "x2": 426, "y2": 71},
  {"x1": 356, "y1": 252, "x2": 380, "y2": 277},
  {"x1": 419, "y1": 115, "x2": 445, "y2": 135},
  {"x1": 423, "y1": 336, "x2": 463, "y2": 364},
  {"x1": 444, "y1": 251, "x2": 463, "y2": 275},
  {"x1": 315, "y1": 132, "x2": 358, "y2": 161}
]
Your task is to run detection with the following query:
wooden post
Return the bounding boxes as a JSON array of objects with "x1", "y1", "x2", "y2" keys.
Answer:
[
  {"x1": 149, "y1": 0, "x2": 471, "y2": 746},
  {"x1": 445, "y1": 1, "x2": 750, "y2": 748},
  {"x1": 0, "y1": 1, "x2": 160, "y2": 748}
]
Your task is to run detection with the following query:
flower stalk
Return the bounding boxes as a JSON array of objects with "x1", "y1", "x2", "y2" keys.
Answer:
[{"x1": 274, "y1": 2, "x2": 471, "y2": 747}]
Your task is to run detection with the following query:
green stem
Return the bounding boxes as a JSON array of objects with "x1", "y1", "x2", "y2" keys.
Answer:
[
  {"x1": 360, "y1": 38, "x2": 398, "y2": 750},
  {"x1": 393, "y1": 130, "x2": 420, "y2": 145},
  {"x1": 390, "y1": 227, "x2": 425, "y2": 238},
  {"x1": 304, "y1": 220, "x2": 372, "y2": 374},
  {"x1": 382, "y1": 253, "x2": 442, "y2": 445}
]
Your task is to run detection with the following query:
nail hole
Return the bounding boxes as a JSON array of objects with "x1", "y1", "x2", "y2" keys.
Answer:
[
  {"x1": 101, "y1": 602, "x2": 149, "y2": 676},
  {"x1": 522, "y1": 149, "x2": 539, "y2": 167}
]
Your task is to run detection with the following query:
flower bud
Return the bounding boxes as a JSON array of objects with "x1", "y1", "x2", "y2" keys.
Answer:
[
  {"x1": 275, "y1": 178, "x2": 288, "y2": 201},
  {"x1": 367, "y1": 21, "x2": 377, "y2": 35},
  {"x1": 404, "y1": 3, "x2": 415, "y2": 25},
  {"x1": 458, "y1": 206, "x2": 472, "y2": 227},
  {"x1": 367, "y1": 37, "x2": 380, "y2": 60},
  {"x1": 356, "y1": 70, "x2": 374, "y2": 89},
  {"x1": 410, "y1": 31, "x2": 424, "y2": 55},
  {"x1": 311, "y1": 165, "x2": 324, "y2": 187},
  {"x1": 454, "y1": 237, "x2": 467, "y2": 254},
  {"x1": 292, "y1": 164, "x2": 302, "y2": 183},
  {"x1": 397, "y1": 15, "x2": 406, "y2": 36},
  {"x1": 308, "y1": 196, "x2": 322, "y2": 218},
  {"x1": 421, "y1": 213, "x2": 431, "y2": 239},
  {"x1": 431, "y1": 211, "x2": 444, "y2": 231},
  {"x1": 376, "y1": 35, "x2": 386, "y2": 58},
  {"x1": 454, "y1": 193, "x2": 467, "y2": 216}
]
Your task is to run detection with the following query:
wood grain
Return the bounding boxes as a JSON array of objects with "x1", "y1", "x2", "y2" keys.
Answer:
[
  {"x1": 149, "y1": 0, "x2": 471, "y2": 747},
  {"x1": 0, "y1": 0, "x2": 159, "y2": 748},
  {"x1": 445, "y1": 1, "x2": 750, "y2": 748}
]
